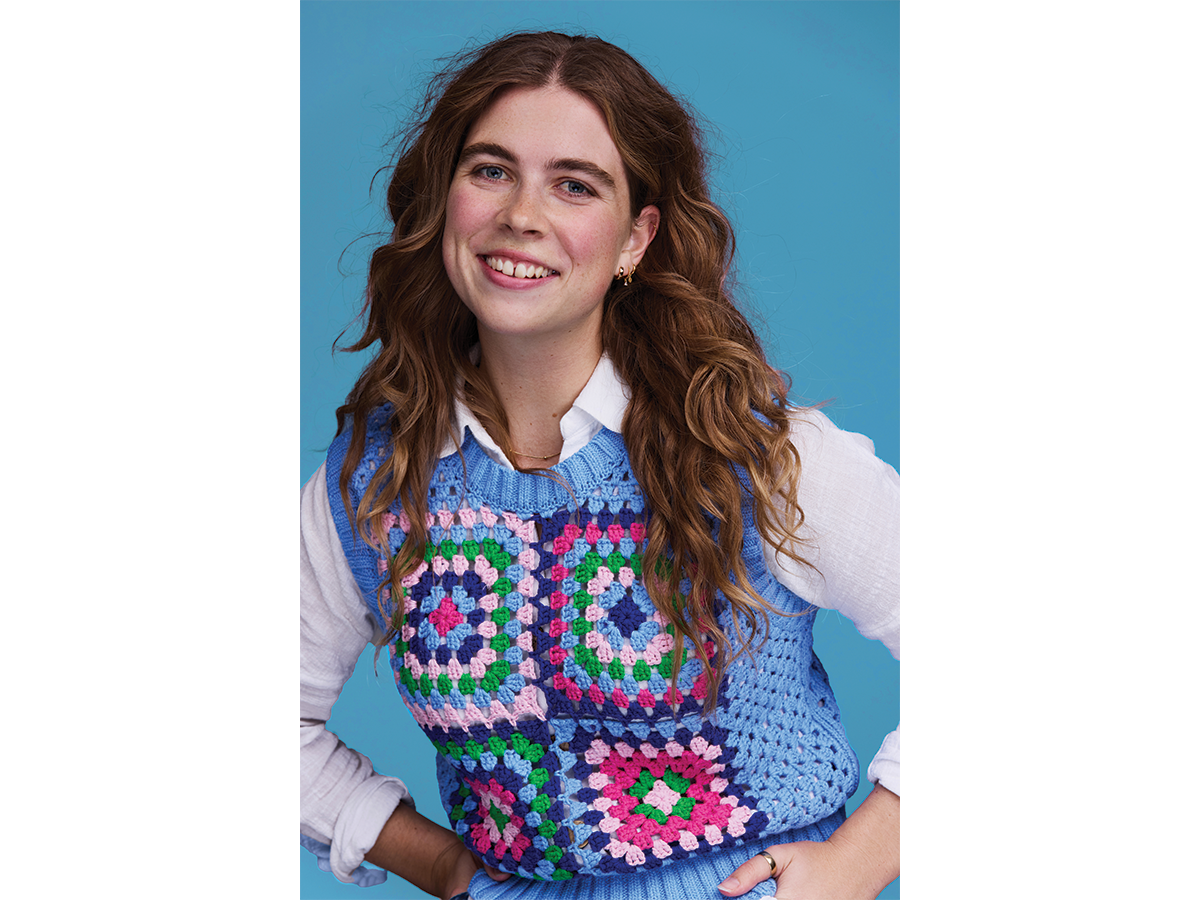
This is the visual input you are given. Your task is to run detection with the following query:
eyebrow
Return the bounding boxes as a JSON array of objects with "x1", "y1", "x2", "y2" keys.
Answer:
[{"x1": 458, "y1": 142, "x2": 617, "y2": 193}]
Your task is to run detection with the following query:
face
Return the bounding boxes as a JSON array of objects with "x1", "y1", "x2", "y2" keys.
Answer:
[{"x1": 442, "y1": 85, "x2": 658, "y2": 352}]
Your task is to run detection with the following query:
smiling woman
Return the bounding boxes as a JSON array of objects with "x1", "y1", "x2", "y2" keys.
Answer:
[{"x1": 302, "y1": 28, "x2": 898, "y2": 900}]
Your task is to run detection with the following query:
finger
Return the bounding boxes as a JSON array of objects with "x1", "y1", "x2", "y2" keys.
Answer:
[
  {"x1": 469, "y1": 851, "x2": 511, "y2": 882},
  {"x1": 482, "y1": 861, "x2": 510, "y2": 881},
  {"x1": 717, "y1": 849, "x2": 776, "y2": 896}
]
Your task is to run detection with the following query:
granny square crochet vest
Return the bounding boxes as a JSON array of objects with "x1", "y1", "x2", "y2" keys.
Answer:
[{"x1": 326, "y1": 408, "x2": 859, "y2": 900}]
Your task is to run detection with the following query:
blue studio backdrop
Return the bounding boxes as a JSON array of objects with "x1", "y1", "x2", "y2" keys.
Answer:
[{"x1": 301, "y1": 3, "x2": 898, "y2": 898}]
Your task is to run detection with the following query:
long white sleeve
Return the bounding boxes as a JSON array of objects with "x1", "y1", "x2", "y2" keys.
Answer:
[
  {"x1": 300, "y1": 463, "x2": 415, "y2": 882},
  {"x1": 763, "y1": 408, "x2": 901, "y2": 795}
]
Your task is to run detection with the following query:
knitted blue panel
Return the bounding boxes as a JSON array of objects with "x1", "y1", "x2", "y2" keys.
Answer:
[{"x1": 325, "y1": 409, "x2": 859, "y2": 899}]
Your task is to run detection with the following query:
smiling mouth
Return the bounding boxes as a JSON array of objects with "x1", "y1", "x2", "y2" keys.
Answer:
[{"x1": 483, "y1": 256, "x2": 557, "y2": 279}]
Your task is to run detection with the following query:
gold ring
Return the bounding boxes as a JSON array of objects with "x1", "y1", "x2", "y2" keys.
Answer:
[{"x1": 756, "y1": 850, "x2": 777, "y2": 875}]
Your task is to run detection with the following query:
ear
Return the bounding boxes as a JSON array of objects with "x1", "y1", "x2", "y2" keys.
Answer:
[{"x1": 617, "y1": 205, "x2": 660, "y2": 276}]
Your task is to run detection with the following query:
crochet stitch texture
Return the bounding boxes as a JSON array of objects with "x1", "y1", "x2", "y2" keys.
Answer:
[{"x1": 326, "y1": 408, "x2": 860, "y2": 896}]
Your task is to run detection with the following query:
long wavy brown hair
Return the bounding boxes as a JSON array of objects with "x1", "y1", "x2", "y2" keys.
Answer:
[{"x1": 336, "y1": 31, "x2": 812, "y2": 710}]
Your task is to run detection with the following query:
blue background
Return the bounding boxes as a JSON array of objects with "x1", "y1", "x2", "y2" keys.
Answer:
[{"x1": 301, "y1": 2, "x2": 898, "y2": 897}]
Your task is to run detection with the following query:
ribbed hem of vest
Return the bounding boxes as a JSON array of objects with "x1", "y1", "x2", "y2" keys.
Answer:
[{"x1": 466, "y1": 810, "x2": 845, "y2": 900}]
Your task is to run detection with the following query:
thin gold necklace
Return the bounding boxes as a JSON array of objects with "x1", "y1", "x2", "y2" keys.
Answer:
[{"x1": 512, "y1": 449, "x2": 559, "y2": 460}]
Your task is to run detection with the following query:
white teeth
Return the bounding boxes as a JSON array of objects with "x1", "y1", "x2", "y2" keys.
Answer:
[{"x1": 485, "y1": 256, "x2": 553, "y2": 279}]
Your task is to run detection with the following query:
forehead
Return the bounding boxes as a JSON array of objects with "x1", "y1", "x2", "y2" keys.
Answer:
[{"x1": 466, "y1": 86, "x2": 626, "y2": 185}]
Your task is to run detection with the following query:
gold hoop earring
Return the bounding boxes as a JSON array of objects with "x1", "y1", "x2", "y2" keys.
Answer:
[{"x1": 622, "y1": 264, "x2": 636, "y2": 286}]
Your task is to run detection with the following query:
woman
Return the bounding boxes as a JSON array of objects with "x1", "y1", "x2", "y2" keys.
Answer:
[{"x1": 301, "y1": 31, "x2": 899, "y2": 900}]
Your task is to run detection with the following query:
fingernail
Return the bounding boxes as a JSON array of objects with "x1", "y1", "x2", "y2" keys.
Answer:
[{"x1": 718, "y1": 876, "x2": 739, "y2": 893}]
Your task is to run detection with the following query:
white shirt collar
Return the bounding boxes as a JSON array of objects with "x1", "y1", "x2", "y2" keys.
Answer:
[{"x1": 442, "y1": 354, "x2": 630, "y2": 469}]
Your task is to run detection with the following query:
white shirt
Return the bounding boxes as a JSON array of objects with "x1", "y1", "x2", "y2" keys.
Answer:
[{"x1": 300, "y1": 355, "x2": 900, "y2": 882}]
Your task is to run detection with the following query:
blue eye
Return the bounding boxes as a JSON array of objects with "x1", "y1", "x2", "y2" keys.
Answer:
[
  {"x1": 478, "y1": 165, "x2": 505, "y2": 180},
  {"x1": 563, "y1": 180, "x2": 591, "y2": 196}
]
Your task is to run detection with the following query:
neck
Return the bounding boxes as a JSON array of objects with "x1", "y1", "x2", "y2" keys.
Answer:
[{"x1": 475, "y1": 330, "x2": 602, "y2": 464}]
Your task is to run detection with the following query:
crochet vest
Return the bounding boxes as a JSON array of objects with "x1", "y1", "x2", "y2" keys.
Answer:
[{"x1": 327, "y1": 409, "x2": 859, "y2": 900}]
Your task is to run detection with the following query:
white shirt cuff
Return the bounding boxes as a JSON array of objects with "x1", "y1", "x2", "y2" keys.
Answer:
[
  {"x1": 866, "y1": 726, "x2": 900, "y2": 795},
  {"x1": 329, "y1": 776, "x2": 415, "y2": 882}
]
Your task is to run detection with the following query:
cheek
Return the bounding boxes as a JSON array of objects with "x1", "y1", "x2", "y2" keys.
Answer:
[
  {"x1": 562, "y1": 216, "x2": 628, "y2": 274},
  {"x1": 444, "y1": 187, "x2": 489, "y2": 252},
  {"x1": 443, "y1": 190, "x2": 483, "y2": 286}
]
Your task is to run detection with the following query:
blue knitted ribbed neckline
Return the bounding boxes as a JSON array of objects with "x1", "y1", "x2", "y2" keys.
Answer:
[{"x1": 450, "y1": 424, "x2": 633, "y2": 516}]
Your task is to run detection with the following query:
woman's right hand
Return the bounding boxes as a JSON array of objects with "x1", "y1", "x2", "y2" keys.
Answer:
[
  {"x1": 364, "y1": 804, "x2": 510, "y2": 900},
  {"x1": 442, "y1": 841, "x2": 510, "y2": 900}
]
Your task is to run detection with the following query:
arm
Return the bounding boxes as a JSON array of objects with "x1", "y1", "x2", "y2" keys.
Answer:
[
  {"x1": 365, "y1": 804, "x2": 510, "y2": 900},
  {"x1": 301, "y1": 463, "x2": 510, "y2": 898},
  {"x1": 300, "y1": 463, "x2": 414, "y2": 882},
  {"x1": 738, "y1": 409, "x2": 900, "y2": 897}
]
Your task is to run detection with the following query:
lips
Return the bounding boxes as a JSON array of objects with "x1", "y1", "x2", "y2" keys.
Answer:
[{"x1": 481, "y1": 254, "x2": 558, "y2": 280}]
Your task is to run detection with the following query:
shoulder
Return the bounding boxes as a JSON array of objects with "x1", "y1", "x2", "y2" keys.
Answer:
[
  {"x1": 326, "y1": 405, "x2": 397, "y2": 466},
  {"x1": 786, "y1": 406, "x2": 878, "y2": 456},
  {"x1": 334, "y1": 404, "x2": 397, "y2": 446},
  {"x1": 782, "y1": 406, "x2": 899, "y2": 583},
  {"x1": 786, "y1": 406, "x2": 898, "y2": 492},
  {"x1": 323, "y1": 405, "x2": 403, "y2": 513}
]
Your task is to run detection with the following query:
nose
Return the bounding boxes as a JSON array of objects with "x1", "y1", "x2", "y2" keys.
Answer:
[{"x1": 498, "y1": 183, "x2": 545, "y2": 235}]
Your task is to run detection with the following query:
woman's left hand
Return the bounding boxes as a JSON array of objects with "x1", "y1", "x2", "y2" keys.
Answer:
[
  {"x1": 716, "y1": 784, "x2": 899, "y2": 900},
  {"x1": 716, "y1": 839, "x2": 860, "y2": 900}
]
